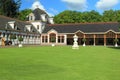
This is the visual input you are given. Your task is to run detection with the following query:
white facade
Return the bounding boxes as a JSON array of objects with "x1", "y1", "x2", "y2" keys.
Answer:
[{"x1": 31, "y1": 21, "x2": 45, "y2": 33}]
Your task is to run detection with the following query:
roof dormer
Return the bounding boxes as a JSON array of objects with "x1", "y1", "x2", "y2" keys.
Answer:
[
  {"x1": 41, "y1": 14, "x2": 46, "y2": 22},
  {"x1": 25, "y1": 25, "x2": 32, "y2": 32},
  {"x1": 8, "y1": 21, "x2": 15, "y2": 29},
  {"x1": 48, "y1": 17, "x2": 54, "y2": 24},
  {"x1": 28, "y1": 13, "x2": 35, "y2": 21}
]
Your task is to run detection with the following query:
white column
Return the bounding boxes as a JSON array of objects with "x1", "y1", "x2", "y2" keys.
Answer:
[
  {"x1": 64, "y1": 35, "x2": 67, "y2": 45},
  {"x1": 93, "y1": 34, "x2": 96, "y2": 46},
  {"x1": 48, "y1": 35, "x2": 50, "y2": 43},
  {"x1": 27, "y1": 36, "x2": 29, "y2": 44},
  {"x1": 40, "y1": 35, "x2": 42, "y2": 44},
  {"x1": 56, "y1": 35, "x2": 58, "y2": 43},
  {"x1": 0, "y1": 34, "x2": 1, "y2": 46}
]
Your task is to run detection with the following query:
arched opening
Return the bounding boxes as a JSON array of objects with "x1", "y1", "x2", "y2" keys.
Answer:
[
  {"x1": 49, "y1": 33, "x2": 56, "y2": 43},
  {"x1": 106, "y1": 31, "x2": 116, "y2": 45}
]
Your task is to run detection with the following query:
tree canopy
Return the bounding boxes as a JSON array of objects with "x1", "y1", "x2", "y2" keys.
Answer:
[
  {"x1": 18, "y1": 9, "x2": 32, "y2": 21},
  {"x1": 0, "y1": 0, "x2": 21, "y2": 18},
  {"x1": 54, "y1": 10, "x2": 120, "y2": 24}
]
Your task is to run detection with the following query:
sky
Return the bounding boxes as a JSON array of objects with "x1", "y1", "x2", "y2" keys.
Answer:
[{"x1": 20, "y1": 0, "x2": 120, "y2": 16}]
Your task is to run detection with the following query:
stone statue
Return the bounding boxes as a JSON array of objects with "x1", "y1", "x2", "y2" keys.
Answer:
[
  {"x1": 1, "y1": 37, "x2": 5, "y2": 46},
  {"x1": 72, "y1": 35, "x2": 79, "y2": 49}
]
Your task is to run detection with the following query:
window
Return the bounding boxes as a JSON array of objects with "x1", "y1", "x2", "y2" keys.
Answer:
[
  {"x1": 31, "y1": 16, "x2": 33, "y2": 20},
  {"x1": 24, "y1": 27, "x2": 26, "y2": 31},
  {"x1": 61, "y1": 36, "x2": 64, "y2": 43},
  {"x1": 49, "y1": 33, "x2": 56, "y2": 43},
  {"x1": 42, "y1": 36, "x2": 48, "y2": 43},
  {"x1": 45, "y1": 36, "x2": 48, "y2": 42},
  {"x1": 58, "y1": 36, "x2": 60, "y2": 43},
  {"x1": 58, "y1": 36, "x2": 64, "y2": 43},
  {"x1": 37, "y1": 25, "x2": 39, "y2": 29},
  {"x1": 3, "y1": 33, "x2": 5, "y2": 37},
  {"x1": 42, "y1": 36, "x2": 44, "y2": 43},
  {"x1": 30, "y1": 27, "x2": 32, "y2": 32}
]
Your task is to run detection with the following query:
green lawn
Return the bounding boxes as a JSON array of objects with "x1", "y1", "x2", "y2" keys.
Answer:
[{"x1": 0, "y1": 46, "x2": 120, "y2": 80}]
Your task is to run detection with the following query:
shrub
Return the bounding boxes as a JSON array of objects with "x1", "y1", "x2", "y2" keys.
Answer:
[
  {"x1": 82, "y1": 38, "x2": 86, "y2": 42},
  {"x1": 114, "y1": 38, "x2": 119, "y2": 43},
  {"x1": 18, "y1": 36, "x2": 23, "y2": 43}
]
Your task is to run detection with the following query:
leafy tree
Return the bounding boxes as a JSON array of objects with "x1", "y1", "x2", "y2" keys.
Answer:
[
  {"x1": 54, "y1": 10, "x2": 102, "y2": 24},
  {"x1": 0, "y1": 0, "x2": 21, "y2": 18},
  {"x1": 18, "y1": 9, "x2": 32, "y2": 21},
  {"x1": 102, "y1": 10, "x2": 117, "y2": 22},
  {"x1": 54, "y1": 10, "x2": 81, "y2": 24}
]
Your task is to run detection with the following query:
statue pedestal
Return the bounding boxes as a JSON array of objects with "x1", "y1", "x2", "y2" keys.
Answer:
[
  {"x1": 72, "y1": 35, "x2": 79, "y2": 49},
  {"x1": 115, "y1": 43, "x2": 118, "y2": 47},
  {"x1": 72, "y1": 42, "x2": 79, "y2": 49}
]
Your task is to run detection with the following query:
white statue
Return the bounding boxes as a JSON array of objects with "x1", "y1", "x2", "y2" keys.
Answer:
[{"x1": 72, "y1": 35, "x2": 79, "y2": 49}]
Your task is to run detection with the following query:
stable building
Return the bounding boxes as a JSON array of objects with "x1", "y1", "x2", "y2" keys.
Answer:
[
  {"x1": 0, "y1": 7, "x2": 120, "y2": 46},
  {"x1": 0, "y1": 8, "x2": 53, "y2": 46},
  {"x1": 41, "y1": 22, "x2": 120, "y2": 46}
]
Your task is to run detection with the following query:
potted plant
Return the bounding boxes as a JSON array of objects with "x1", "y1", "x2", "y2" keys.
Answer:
[
  {"x1": 10, "y1": 34, "x2": 16, "y2": 45},
  {"x1": 18, "y1": 36, "x2": 23, "y2": 47},
  {"x1": 82, "y1": 38, "x2": 86, "y2": 46},
  {"x1": 114, "y1": 38, "x2": 119, "y2": 47}
]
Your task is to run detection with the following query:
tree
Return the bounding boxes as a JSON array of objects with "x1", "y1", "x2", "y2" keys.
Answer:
[
  {"x1": 18, "y1": 9, "x2": 32, "y2": 21},
  {"x1": 54, "y1": 10, "x2": 102, "y2": 24},
  {"x1": 54, "y1": 10, "x2": 81, "y2": 24},
  {"x1": 102, "y1": 10, "x2": 117, "y2": 22},
  {"x1": 0, "y1": 0, "x2": 21, "y2": 18}
]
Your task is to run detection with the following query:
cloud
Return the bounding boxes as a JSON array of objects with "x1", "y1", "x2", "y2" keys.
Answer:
[
  {"x1": 62, "y1": 0, "x2": 87, "y2": 11},
  {"x1": 31, "y1": 1, "x2": 56, "y2": 17},
  {"x1": 96, "y1": 0, "x2": 119, "y2": 10},
  {"x1": 31, "y1": 0, "x2": 45, "y2": 10}
]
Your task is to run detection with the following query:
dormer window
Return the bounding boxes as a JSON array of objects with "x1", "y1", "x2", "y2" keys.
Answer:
[
  {"x1": 37, "y1": 25, "x2": 39, "y2": 29},
  {"x1": 30, "y1": 26, "x2": 32, "y2": 32},
  {"x1": 14, "y1": 25, "x2": 17, "y2": 30},
  {"x1": 48, "y1": 17, "x2": 54, "y2": 24},
  {"x1": 8, "y1": 21, "x2": 15, "y2": 29},
  {"x1": 24, "y1": 27, "x2": 26, "y2": 32},
  {"x1": 25, "y1": 25, "x2": 31, "y2": 32},
  {"x1": 28, "y1": 13, "x2": 35, "y2": 21},
  {"x1": 31, "y1": 16, "x2": 33, "y2": 20},
  {"x1": 41, "y1": 14, "x2": 46, "y2": 21}
]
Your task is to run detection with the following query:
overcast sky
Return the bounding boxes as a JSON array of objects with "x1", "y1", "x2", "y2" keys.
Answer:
[{"x1": 20, "y1": 0, "x2": 120, "y2": 16}]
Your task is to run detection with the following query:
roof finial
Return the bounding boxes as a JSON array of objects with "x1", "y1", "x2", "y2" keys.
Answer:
[
  {"x1": 35, "y1": 0, "x2": 39, "y2": 8},
  {"x1": 36, "y1": 5, "x2": 39, "y2": 8}
]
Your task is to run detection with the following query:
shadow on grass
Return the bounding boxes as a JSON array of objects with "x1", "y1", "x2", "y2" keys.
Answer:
[{"x1": 107, "y1": 47, "x2": 120, "y2": 50}]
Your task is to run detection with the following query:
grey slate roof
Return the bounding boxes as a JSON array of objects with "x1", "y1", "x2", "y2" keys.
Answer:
[
  {"x1": 43, "y1": 22, "x2": 120, "y2": 33},
  {"x1": 33, "y1": 8, "x2": 48, "y2": 21},
  {"x1": 0, "y1": 15, "x2": 39, "y2": 34}
]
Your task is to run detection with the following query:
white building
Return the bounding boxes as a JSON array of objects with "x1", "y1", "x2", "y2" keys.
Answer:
[{"x1": 0, "y1": 8, "x2": 54, "y2": 46}]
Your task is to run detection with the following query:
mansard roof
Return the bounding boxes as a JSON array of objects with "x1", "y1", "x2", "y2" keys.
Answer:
[
  {"x1": 33, "y1": 8, "x2": 48, "y2": 20},
  {"x1": 43, "y1": 22, "x2": 120, "y2": 34},
  {"x1": 0, "y1": 15, "x2": 38, "y2": 34}
]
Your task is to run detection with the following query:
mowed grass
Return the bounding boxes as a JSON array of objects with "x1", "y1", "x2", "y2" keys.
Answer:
[{"x1": 0, "y1": 46, "x2": 120, "y2": 80}]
